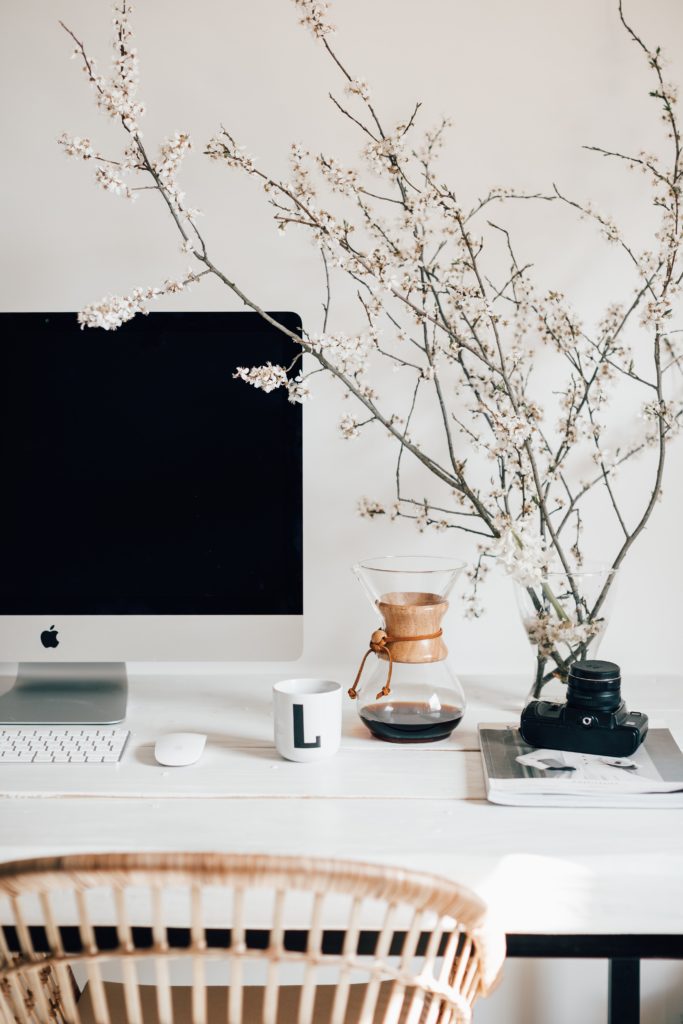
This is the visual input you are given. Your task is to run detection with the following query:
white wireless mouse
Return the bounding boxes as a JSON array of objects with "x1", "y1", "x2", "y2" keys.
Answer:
[{"x1": 154, "y1": 732, "x2": 207, "y2": 767}]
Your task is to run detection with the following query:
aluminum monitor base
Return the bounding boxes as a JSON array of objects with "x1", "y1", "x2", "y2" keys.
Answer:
[{"x1": 0, "y1": 663, "x2": 128, "y2": 724}]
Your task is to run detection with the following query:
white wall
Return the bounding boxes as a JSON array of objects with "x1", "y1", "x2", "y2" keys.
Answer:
[
  {"x1": 2, "y1": 0, "x2": 683, "y2": 681},
  {"x1": 2, "y1": 5, "x2": 683, "y2": 1019}
]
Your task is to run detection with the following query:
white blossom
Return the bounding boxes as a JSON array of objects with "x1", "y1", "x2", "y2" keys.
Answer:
[
  {"x1": 524, "y1": 613, "x2": 604, "y2": 657},
  {"x1": 233, "y1": 363, "x2": 288, "y2": 394},
  {"x1": 73, "y1": 2, "x2": 145, "y2": 132},
  {"x1": 358, "y1": 496, "x2": 385, "y2": 518},
  {"x1": 463, "y1": 598, "x2": 484, "y2": 619},
  {"x1": 205, "y1": 134, "x2": 255, "y2": 172},
  {"x1": 78, "y1": 274, "x2": 197, "y2": 331},
  {"x1": 58, "y1": 133, "x2": 94, "y2": 160},
  {"x1": 491, "y1": 527, "x2": 549, "y2": 587},
  {"x1": 286, "y1": 374, "x2": 311, "y2": 403},
  {"x1": 150, "y1": 131, "x2": 192, "y2": 215},
  {"x1": 317, "y1": 155, "x2": 358, "y2": 195},
  {"x1": 641, "y1": 297, "x2": 673, "y2": 329},
  {"x1": 95, "y1": 165, "x2": 134, "y2": 198},
  {"x1": 414, "y1": 506, "x2": 429, "y2": 532},
  {"x1": 339, "y1": 414, "x2": 360, "y2": 439},
  {"x1": 346, "y1": 79, "x2": 371, "y2": 102},
  {"x1": 155, "y1": 132, "x2": 191, "y2": 185},
  {"x1": 310, "y1": 332, "x2": 370, "y2": 376},
  {"x1": 292, "y1": 0, "x2": 333, "y2": 38}
]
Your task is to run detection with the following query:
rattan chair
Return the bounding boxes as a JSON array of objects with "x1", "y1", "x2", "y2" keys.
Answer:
[{"x1": 0, "y1": 852, "x2": 504, "y2": 1024}]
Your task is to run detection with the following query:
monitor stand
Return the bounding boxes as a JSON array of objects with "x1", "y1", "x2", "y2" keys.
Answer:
[{"x1": 0, "y1": 663, "x2": 128, "y2": 724}]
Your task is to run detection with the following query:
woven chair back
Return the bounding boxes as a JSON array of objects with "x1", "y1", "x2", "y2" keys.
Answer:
[{"x1": 0, "y1": 852, "x2": 504, "y2": 1024}]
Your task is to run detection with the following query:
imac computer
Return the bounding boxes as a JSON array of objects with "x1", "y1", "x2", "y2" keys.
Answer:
[{"x1": 0, "y1": 311, "x2": 303, "y2": 724}]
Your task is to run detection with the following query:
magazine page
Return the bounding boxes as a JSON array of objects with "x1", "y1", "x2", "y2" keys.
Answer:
[{"x1": 479, "y1": 725, "x2": 683, "y2": 796}]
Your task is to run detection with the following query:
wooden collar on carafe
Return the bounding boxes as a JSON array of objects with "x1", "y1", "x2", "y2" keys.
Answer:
[{"x1": 348, "y1": 627, "x2": 444, "y2": 701}]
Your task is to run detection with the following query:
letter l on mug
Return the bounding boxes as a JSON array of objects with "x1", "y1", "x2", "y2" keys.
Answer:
[{"x1": 293, "y1": 704, "x2": 321, "y2": 749}]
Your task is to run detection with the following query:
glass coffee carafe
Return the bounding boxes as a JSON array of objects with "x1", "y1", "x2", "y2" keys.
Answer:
[{"x1": 349, "y1": 556, "x2": 467, "y2": 743}]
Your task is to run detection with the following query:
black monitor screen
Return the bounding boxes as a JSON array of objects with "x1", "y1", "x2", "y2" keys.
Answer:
[{"x1": 0, "y1": 312, "x2": 303, "y2": 615}]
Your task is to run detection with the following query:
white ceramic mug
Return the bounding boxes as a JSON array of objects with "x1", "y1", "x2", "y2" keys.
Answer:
[{"x1": 273, "y1": 678, "x2": 342, "y2": 762}]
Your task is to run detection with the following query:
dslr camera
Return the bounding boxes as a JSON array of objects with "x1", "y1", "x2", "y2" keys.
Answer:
[{"x1": 519, "y1": 659, "x2": 648, "y2": 757}]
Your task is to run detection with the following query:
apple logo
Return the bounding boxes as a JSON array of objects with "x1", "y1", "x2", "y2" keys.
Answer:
[{"x1": 40, "y1": 625, "x2": 59, "y2": 649}]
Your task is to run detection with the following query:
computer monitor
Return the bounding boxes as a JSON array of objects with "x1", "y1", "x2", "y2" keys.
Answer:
[{"x1": 0, "y1": 311, "x2": 303, "y2": 723}]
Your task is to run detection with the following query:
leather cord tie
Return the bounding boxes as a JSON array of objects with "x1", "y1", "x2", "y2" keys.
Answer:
[{"x1": 348, "y1": 627, "x2": 444, "y2": 701}]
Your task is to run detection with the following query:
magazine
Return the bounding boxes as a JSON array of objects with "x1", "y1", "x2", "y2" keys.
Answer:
[{"x1": 478, "y1": 724, "x2": 683, "y2": 807}]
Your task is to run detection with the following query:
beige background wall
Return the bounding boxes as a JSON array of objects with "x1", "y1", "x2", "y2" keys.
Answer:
[{"x1": 2, "y1": 0, "x2": 683, "y2": 679}]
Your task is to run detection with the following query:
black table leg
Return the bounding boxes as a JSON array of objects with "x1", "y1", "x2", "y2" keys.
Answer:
[{"x1": 608, "y1": 958, "x2": 640, "y2": 1024}]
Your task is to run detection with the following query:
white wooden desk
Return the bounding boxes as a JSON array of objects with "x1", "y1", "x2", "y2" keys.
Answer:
[{"x1": 1, "y1": 671, "x2": 682, "y2": 1023}]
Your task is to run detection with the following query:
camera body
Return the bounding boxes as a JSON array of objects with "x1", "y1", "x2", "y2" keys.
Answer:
[{"x1": 519, "y1": 659, "x2": 648, "y2": 757}]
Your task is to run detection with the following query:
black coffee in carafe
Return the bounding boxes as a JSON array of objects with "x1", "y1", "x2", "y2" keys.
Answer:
[{"x1": 360, "y1": 701, "x2": 464, "y2": 743}]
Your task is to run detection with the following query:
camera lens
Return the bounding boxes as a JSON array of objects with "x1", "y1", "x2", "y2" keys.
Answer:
[{"x1": 567, "y1": 659, "x2": 621, "y2": 713}]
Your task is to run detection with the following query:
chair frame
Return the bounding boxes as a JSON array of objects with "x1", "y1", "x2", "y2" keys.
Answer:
[{"x1": 0, "y1": 852, "x2": 504, "y2": 1024}]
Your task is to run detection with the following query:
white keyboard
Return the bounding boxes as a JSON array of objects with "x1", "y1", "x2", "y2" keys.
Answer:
[{"x1": 0, "y1": 727, "x2": 129, "y2": 764}]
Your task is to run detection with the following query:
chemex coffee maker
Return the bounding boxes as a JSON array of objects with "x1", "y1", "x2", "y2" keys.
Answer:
[{"x1": 349, "y1": 556, "x2": 466, "y2": 743}]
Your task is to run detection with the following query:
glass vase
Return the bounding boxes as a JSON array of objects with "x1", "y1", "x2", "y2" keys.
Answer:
[
  {"x1": 350, "y1": 556, "x2": 467, "y2": 743},
  {"x1": 514, "y1": 566, "x2": 617, "y2": 701}
]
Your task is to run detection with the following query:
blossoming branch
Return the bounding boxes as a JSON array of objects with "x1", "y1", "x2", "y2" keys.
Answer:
[{"x1": 58, "y1": 0, "x2": 682, "y2": 690}]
